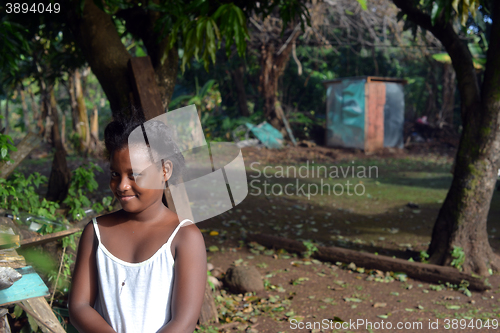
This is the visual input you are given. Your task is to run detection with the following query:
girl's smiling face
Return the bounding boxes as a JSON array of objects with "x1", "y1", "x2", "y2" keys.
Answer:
[{"x1": 109, "y1": 146, "x2": 171, "y2": 213}]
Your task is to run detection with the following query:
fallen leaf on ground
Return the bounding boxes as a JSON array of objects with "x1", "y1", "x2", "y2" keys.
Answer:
[{"x1": 373, "y1": 302, "x2": 386, "y2": 308}]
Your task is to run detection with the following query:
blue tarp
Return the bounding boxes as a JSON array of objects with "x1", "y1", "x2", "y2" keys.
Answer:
[{"x1": 245, "y1": 122, "x2": 284, "y2": 149}]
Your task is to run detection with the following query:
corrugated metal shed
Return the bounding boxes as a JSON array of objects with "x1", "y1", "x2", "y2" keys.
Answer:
[{"x1": 323, "y1": 76, "x2": 406, "y2": 152}]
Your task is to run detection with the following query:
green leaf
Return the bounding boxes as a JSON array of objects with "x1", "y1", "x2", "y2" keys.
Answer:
[
  {"x1": 13, "y1": 305, "x2": 23, "y2": 318},
  {"x1": 356, "y1": 0, "x2": 368, "y2": 10},
  {"x1": 344, "y1": 297, "x2": 362, "y2": 303},
  {"x1": 27, "y1": 313, "x2": 39, "y2": 332},
  {"x1": 432, "y1": 53, "x2": 451, "y2": 63},
  {"x1": 208, "y1": 245, "x2": 219, "y2": 252},
  {"x1": 431, "y1": 1, "x2": 442, "y2": 26},
  {"x1": 135, "y1": 46, "x2": 146, "y2": 57}
]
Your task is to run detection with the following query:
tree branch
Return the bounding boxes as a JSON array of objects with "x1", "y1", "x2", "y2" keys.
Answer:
[
  {"x1": 480, "y1": 2, "x2": 500, "y2": 167},
  {"x1": 276, "y1": 23, "x2": 302, "y2": 56},
  {"x1": 481, "y1": 2, "x2": 500, "y2": 108},
  {"x1": 392, "y1": 0, "x2": 481, "y2": 117}
]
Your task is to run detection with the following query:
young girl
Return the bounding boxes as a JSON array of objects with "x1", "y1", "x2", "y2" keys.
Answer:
[{"x1": 69, "y1": 115, "x2": 207, "y2": 333}]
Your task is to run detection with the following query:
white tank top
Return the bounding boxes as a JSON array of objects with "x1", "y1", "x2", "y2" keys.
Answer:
[{"x1": 92, "y1": 217, "x2": 191, "y2": 333}]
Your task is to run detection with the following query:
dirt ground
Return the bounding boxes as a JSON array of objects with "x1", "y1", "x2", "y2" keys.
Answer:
[
  {"x1": 10, "y1": 141, "x2": 500, "y2": 332},
  {"x1": 196, "y1": 143, "x2": 500, "y2": 333}
]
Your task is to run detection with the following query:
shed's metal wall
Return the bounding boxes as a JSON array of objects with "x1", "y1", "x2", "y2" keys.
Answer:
[
  {"x1": 383, "y1": 82, "x2": 405, "y2": 148},
  {"x1": 326, "y1": 79, "x2": 366, "y2": 149}
]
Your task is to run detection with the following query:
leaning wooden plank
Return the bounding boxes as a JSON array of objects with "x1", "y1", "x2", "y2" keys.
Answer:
[
  {"x1": 0, "y1": 266, "x2": 49, "y2": 306},
  {"x1": 0, "y1": 132, "x2": 42, "y2": 179},
  {"x1": 246, "y1": 233, "x2": 490, "y2": 291},
  {"x1": 20, "y1": 228, "x2": 81, "y2": 247},
  {"x1": 0, "y1": 307, "x2": 10, "y2": 333},
  {"x1": 19, "y1": 297, "x2": 66, "y2": 333},
  {"x1": 0, "y1": 248, "x2": 26, "y2": 268}
]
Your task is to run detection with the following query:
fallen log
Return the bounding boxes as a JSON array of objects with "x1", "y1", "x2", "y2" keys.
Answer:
[
  {"x1": 247, "y1": 233, "x2": 490, "y2": 291},
  {"x1": 0, "y1": 132, "x2": 41, "y2": 179}
]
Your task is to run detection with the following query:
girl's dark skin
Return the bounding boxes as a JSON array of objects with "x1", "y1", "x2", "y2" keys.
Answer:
[{"x1": 69, "y1": 146, "x2": 207, "y2": 333}]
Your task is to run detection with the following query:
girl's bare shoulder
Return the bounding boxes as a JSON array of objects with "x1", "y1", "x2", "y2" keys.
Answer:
[
  {"x1": 94, "y1": 209, "x2": 125, "y2": 227},
  {"x1": 174, "y1": 221, "x2": 204, "y2": 247},
  {"x1": 171, "y1": 220, "x2": 205, "y2": 264}
]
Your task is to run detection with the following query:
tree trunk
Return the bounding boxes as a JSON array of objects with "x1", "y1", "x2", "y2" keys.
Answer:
[
  {"x1": 258, "y1": 27, "x2": 300, "y2": 130},
  {"x1": 67, "y1": 0, "x2": 178, "y2": 117},
  {"x1": 89, "y1": 107, "x2": 99, "y2": 152},
  {"x1": 423, "y1": 81, "x2": 436, "y2": 118},
  {"x1": 152, "y1": 47, "x2": 178, "y2": 111},
  {"x1": 424, "y1": 58, "x2": 439, "y2": 120},
  {"x1": 67, "y1": 70, "x2": 79, "y2": 135},
  {"x1": 439, "y1": 63, "x2": 456, "y2": 125},
  {"x1": 75, "y1": 69, "x2": 91, "y2": 153},
  {"x1": 116, "y1": 5, "x2": 178, "y2": 111},
  {"x1": 46, "y1": 89, "x2": 70, "y2": 202},
  {"x1": 18, "y1": 85, "x2": 30, "y2": 132},
  {"x1": 39, "y1": 80, "x2": 51, "y2": 142},
  {"x1": 61, "y1": 112, "x2": 67, "y2": 151},
  {"x1": 2, "y1": 97, "x2": 7, "y2": 134},
  {"x1": 231, "y1": 65, "x2": 249, "y2": 117},
  {"x1": 372, "y1": 46, "x2": 379, "y2": 76},
  {"x1": 67, "y1": 0, "x2": 132, "y2": 115},
  {"x1": 30, "y1": 88, "x2": 40, "y2": 132},
  {"x1": 393, "y1": 0, "x2": 500, "y2": 275},
  {"x1": 259, "y1": 43, "x2": 287, "y2": 130}
]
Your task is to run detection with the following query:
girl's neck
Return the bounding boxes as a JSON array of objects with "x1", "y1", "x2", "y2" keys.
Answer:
[{"x1": 122, "y1": 200, "x2": 170, "y2": 224}]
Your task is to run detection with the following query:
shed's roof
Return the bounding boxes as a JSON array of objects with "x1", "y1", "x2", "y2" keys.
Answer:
[{"x1": 322, "y1": 76, "x2": 407, "y2": 86}]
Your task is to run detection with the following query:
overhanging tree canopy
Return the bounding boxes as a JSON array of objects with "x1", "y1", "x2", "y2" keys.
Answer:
[{"x1": 63, "y1": 0, "x2": 314, "y2": 119}]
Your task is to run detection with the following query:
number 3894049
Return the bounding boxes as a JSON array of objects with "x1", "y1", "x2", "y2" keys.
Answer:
[{"x1": 5, "y1": 3, "x2": 60, "y2": 14}]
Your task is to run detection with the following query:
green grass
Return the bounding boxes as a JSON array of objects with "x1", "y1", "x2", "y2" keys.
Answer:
[{"x1": 247, "y1": 157, "x2": 453, "y2": 213}]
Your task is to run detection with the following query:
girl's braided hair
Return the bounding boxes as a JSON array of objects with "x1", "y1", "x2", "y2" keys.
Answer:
[{"x1": 103, "y1": 107, "x2": 185, "y2": 186}]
